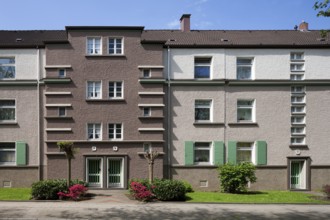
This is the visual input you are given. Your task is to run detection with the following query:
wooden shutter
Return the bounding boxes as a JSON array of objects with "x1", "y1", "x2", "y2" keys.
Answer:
[
  {"x1": 214, "y1": 141, "x2": 225, "y2": 165},
  {"x1": 227, "y1": 141, "x2": 237, "y2": 165},
  {"x1": 256, "y1": 141, "x2": 267, "y2": 165},
  {"x1": 16, "y1": 141, "x2": 26, "y2": 166},
  {"x1": 184, "y1": 141, "x2": 194, "y2": 165}
]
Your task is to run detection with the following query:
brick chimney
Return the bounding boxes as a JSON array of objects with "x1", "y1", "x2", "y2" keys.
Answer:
[
  {"x1": 298, "y1": 21, "x2": 309, "y2": 32},
  {"x1": 180, "y1": 14, "x2": 191, "y2": 32}
]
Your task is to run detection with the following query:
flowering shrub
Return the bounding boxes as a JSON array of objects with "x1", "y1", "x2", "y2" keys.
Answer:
[
  {"x1": 322, "y1": 185, "x2": 330, "y2": 198},
  {"x1": 57, "y1": 184, "x2": 88, "y2": 201},
  {"x1": 130, "y1": 181, "x2": 155, "y2": 202}
]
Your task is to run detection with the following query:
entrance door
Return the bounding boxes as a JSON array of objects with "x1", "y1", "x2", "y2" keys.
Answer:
[
  {"x1": 87, "y1": 158, "x2": 102, "y2": 188},
  {"x1": 290, "y1": 160, "x2": 305, "y2": 189},
  {"x1": 107, "y1": 158, "x2": 123, "y2": 188}
]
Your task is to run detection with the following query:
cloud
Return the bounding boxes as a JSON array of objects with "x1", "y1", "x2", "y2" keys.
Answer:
[{"x1": 167, "y1": 19, "x2": 180, "y2": 28}]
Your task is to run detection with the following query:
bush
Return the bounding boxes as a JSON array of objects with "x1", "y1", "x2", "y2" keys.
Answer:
[
  {"x1": 182, "y1": 180, "x2": 194, "y2": 193},
  {"x1": 130, "y1": 181, "x2": 155, "y2": 202},
  {"x1": 152, "y1": 179, "x2": 186, "y2": 201},
  {"x1": 218, "y1": 162, "x2": 257, "y2": 193},
  {"x1": 31, "y1": 179, "x2": 88, "y2": 200},
  {"x1": 58, "y1": 184, "x2": 88, "y2": 201},
  {"x1": 322, "y1": 185, "x2": 330, "y2": 198}
]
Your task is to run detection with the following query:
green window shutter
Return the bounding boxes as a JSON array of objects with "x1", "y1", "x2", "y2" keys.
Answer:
[
  {"x1": 214, "y1": 141, "x2": 224, "y2": 165},
  {"x1": 227, "y1": 141, "x2": 237, "y2": 165},
  {"x1": 16, "y1": 141, "x2": 27, "y2": 166},
  {"x1": 184, "y1": 141, "x2": 194, "y2": 165},
  {"x1": 256, "y1": 141, "x2": 267, "y2": 165}
]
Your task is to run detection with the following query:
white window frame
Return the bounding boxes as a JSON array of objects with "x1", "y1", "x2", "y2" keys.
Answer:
[
  {"x1": 143, "y1": 107, "x2": 151, "y2": 117},
  {"x1": 195, "y1": 99, "x2": 212, "y2": 122},
  {"x1": 237, "y1": 58, "x2": 254, "y2": 80},
  {"x1": 291, "y1": 95, "x2": 305, "y2": 104},
  {"x1": 194, "y1": 57, "x2": 212, "y2": 79},
  {"x1": 0, "y1": 57, "x2": 15, "y2": 79},
  {"x1": 237, "y1": 99, "x2": 255, "y2": 122},
  {"x1": 290, "y1": 74, "x2": 304, "y2": 81},
  {"x1": 236, "y1": 142, "x2": 255, "y2": 164},
  {"x1": 108, "y1": 123, "x2": 123, "y2": 140},
  {"x1": 291, "y1": 126, "x2": 305, "y2": 135},
  {"x1": 291, "y1": 106, "x2": 305, "y2": 114},
  {"x1": 291, "y1": 86, "x2": 305, "y2": 93},
  {"x1": 290, "y1": 52, "x2": 304, "y2": 61},
  {"x1": 87, "y1": 81, "x2": 102, "y2": 99},
  {"x1": 58, "y1": 69, "x2": 66, "y2": 78},
  {"x1": 290, "y1": 63, "x2": 305, "y2": 72},
  {"x1": 0, "y1": 99, "x2": 16, "y2": 122},
  {"x1": 87, "y1": 123, "x2": 102, "y2": 140},
  {"x1": 109, "y1": 81, "x2": 123, "y2": 99},
  {"x1": 291, "y1": 116, "x2": 305, "y2": 124},
  {"x1": 291, "y1": 137, "x2": 305, "y2": 145},
  {"x1": 194, "y1": 142, "x2": 212, "y2": 165},
  {"x1": 143, "y1": 143, "x2": 152, "y2": 153},
  {"x1": 0, "y1": 142, "x2": 16, "y2": 165},
  {"x1": 108, "y1": 37, "x2": 124, "y2": 55},
  {"x1": 143, "y1": 69, "x2": 151, "y2": 78},
  {"x1": 87, "y1": 37, "x2": 102, "y2": 55}
]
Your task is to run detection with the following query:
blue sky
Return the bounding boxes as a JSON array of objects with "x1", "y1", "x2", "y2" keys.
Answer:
[{"x1": 1, "y1": 0, "x2": 329, "y2": 30}]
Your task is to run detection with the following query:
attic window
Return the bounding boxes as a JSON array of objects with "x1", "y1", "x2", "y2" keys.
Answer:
[
  {"x1": 168, "y1": 39, "x2": 176, "y2": 42},
  {"x1": 221, "y1": 38, "x2": 229, "y2": 42},
  {"x1": 16, "y1": 38, "x2": 23, "y2": 42}
]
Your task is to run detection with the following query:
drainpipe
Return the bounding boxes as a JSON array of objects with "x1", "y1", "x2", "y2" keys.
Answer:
[
  {"x1": 36, "y1": 47, "x2": 41, "y2": 180},
  {"x1": 167, "y1": 45, "x2": 172, "y2": 178},
  {"x1": 223, "y1": 49, "x2": 227, "y2": 151}
]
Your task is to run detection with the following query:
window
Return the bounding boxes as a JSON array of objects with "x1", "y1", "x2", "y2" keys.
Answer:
[
  {"x1": 108, "y1": 38, "x2": 123, "y2": 55},
  {"x1": 237, "y1": 58, "x2": 253, "y2": 80},
  {"x1": 291, "y1": 116, "x2": 305, "y2": 124},
  {"x1": 109, "y1": 82, "x2": 123, "y2": 99},
  {"x1": 291, "y1": 86, "x2": 305, "y2": 93},
  {"x1": 291, "y1": 127, "x2": 305, "y2": 135},
  {"x1": 87, "y1": 37, "x2": 101, "y2": 55},
  {"x1": 0, "y1": 143, "x2": 15, "y2": 165},
  {"x1": 0, "y1": 100, "x2": 15, "y2": 122},
  {"x1": 143, "y1": 143, "x2": 151, "y2": 153},
  {"x1": 143, "y1": 69, "x2": 151, "y2": 78},
  {"x1": 195, "y1": 100, "x2": 212, "y2": 121},
  {"x1": 291, "y1": 52, "x2": 304, "y2": 61},
  {"x1": 87, "y1": 81, "x2": 101, "y2": 99},
  {"x1": 194, "y1": 57, "x2": 211, "y2": 79},
  {"x1": 291, "y1": 137, "x2": 305, "y2": 145},
  {"x1": 59, "y1": 107, "x2": 66, "y2": 117},
  {"x1": 88, "y1": 123, "x2": 101, "y2": 140},
  {"x1": 237, "y1": 142, "x2": 254, "y2": 164},
  {"x1": 237, "y1": 100, "x2": 255, "y2": 122},
  {"x1": 290, "y1": 64, "x2": 304, "y2": 72},
  {"x1": 0, "y1": 58, "x2": 15, "y2": 79},
  {"x1": 109, "y1": 123, "x2": 122, "y2": 140},
  {"x1": 194, "y1": 142, "x2": 211, "y2": 164},
  {"x1": 58, "y1": 69, "x2": 65, "y2": 78},
  {"x1": 291, "y1": 106, "x2": 305, "y2": 114},
  {"x1": 143, "y1": 107, "x2": 151, "y2": 117},
  {"x1": 291, "y1": 95, "x2": 305, "y2": 104},
  {"x1": 290, "y1": 74, "x2": 304, "y2": 80}
]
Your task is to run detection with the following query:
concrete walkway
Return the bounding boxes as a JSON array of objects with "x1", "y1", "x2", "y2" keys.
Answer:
[{"x1": 83, "y1": 189, "x2": 139, "y2": 204}]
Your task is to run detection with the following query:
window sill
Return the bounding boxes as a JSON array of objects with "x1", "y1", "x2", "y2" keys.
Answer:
[
  {"x1": 171, "y1": 164, "x2": 218, "y2": 168},
  {"x1": 193, "y1": 122, "x2": 225, "y2": 126},
  {"x1": 85, "y1": 54, "x2": 126, "y2": 58},
  {"x1": 290, "y1": 70, "x2": 305, "y2": 73},
  {"x1": 289, "y1": 144, "x2": 308, "y2": 148},
  {"x1": 138, "y1": 116, "x2": 164, "y2": 119},
  {"x1": 0, "y1": 121, "x2": 18, "y2": 125},
  {"x1": 86, "y1": 99, "x2": 125, "y2": 102},
  {"x1": 45, "y1": 116, "x2": 73, "y2": 120},
  {"x1": 137, "y1": 152, "x2": 165, "y2": 156},
  {"x1": 228, "y1": 122, "x2": 258, "y2": 126}
]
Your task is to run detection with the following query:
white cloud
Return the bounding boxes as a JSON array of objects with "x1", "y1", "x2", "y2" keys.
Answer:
[{"x1": 167, "y1": 20, "x2": 180, "y2": 28}]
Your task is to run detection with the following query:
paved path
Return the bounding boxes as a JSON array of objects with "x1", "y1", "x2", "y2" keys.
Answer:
[{"x1": 0, "y1": 190, "x2": 329, "y2": 220}]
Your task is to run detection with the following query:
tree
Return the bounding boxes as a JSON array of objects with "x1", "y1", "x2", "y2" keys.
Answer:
[
  {"x1": 57, "y1": 141, "x2": 77, "y2": 187},
  {"x1": 143, "y1": 150, "x2": 159, "y2": 184},
  {"x1": 314, "y1": 0, "x2": 330, "y2": 17}
]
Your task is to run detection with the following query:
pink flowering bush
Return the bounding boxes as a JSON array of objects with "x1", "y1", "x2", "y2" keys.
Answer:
[
  {"x1": 57, "y1": 184, "x2": 88, "y2": 201},
  {"x1": 130, "y1": 181, "x2": 155, "y2": 202}
]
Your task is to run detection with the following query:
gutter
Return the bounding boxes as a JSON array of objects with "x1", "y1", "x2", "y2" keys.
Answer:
[
  {"x1": 167, "y1": 45, "x2": 172, "y2": 178},
  {"x1": 36, "y1": 47, "x2": 41, "y2": 181}
]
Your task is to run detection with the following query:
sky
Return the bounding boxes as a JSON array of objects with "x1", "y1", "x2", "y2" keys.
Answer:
[{"x1": 0, "y1": 0, "x2": 329, "y2": 30}]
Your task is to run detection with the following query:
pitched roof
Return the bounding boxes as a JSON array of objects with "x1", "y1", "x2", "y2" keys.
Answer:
[
  {"x1": 0, "y1": 30, "x2": 67, "y2": 48},
  {"x1": 141, "y1": 30, "x2": 330, "y2": 48}
]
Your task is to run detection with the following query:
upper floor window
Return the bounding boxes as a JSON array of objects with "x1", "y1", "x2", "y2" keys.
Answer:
[
  {"x1": 291, "y1": 52, "x2": 304, "y2": 61},
  {"x1": 0, "y1": 58, "x2": 15, "y2": 79},
  {"x1": 237, "y1": 58, "x2": 253, "y2": 80},
  {"x1": 143, "y1": 143, "x2": 152, "y2": 153},
  {"x1": 87, "y1": 37, "x2": 101, "y2": 55},
  {"x1": 58, "y1": 69, "x2": 65, "y2": 78},
  {"x1": 194, "y1": 142, "x2": 211, "y2": 165},
  {"x1": 0, "y1": 143, "x2": 15, "y2": 165},
  {"x1": 143, "y1": 107, "x2": 151, "y2": 117},
  {"x1": 88, "y1": 123, "x2": 101, "y2": 140},
  {"x1": 237, "y1": 100, "x2": 255, "y2": 122},
  {"x1": 143, "y1": 69, "x2": 151, "y2": 78},
  {"x1": 0, "y1": 100, "x2": 15, "y2": 122},
  {"x1": 108, "y1": 123, "x2": 122, "y2": 140},
  {"x1": 237, "y1": 142, "x2": 254, "y2": 164},
  {"x1": 109, "y1": 82, "x2": 123, "y2": 99},
  {"x1": 87, "y1": 81, "x2": 101, "y2": 99},
  {"x1": 195, "y1": 100, "x2": 212, "y2": 122},
  {"x1": 194, "y1": 57, "x2": 211, "y2": 79},
  {"x1": 290, "y1": 52, "x2": 305, "y2": 72},
  {"x1": 59, "y1": 107, "x2": 66, "y2": 117},
  {"x1": 108, "y1": 38, "x2": 123, "y2": 55}
]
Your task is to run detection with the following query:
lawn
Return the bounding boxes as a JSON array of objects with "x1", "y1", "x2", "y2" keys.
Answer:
[
  {"x1": 0, "y1": 188, "x2": 31, "y2": 201},
  {"x1": 186, "y1": 191, "x2": 330, "y2": 204}
]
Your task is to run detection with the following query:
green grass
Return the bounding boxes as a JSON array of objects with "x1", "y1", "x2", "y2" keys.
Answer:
[
  {"x1": 186, "y1": 191, "x2": 330, "y2": 204},
  {"x1": 0, "y1": 188, "x2": 31, "y2": 200}
]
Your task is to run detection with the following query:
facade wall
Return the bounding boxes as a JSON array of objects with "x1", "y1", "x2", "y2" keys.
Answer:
[{"x1": 0, "y1": 167, "x2": 38, "y2": 187}]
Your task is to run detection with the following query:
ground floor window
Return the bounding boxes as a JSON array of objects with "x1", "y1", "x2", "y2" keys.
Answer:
[
  {"x1": 0, "y1": 143, "x2": 15, "y2": 165},
  {"x1": 194, "y1": 142, "x2": 211, "y2": 165},
  {"x1": 237, "y1": 142, "x2": 254, "y2": 164}
]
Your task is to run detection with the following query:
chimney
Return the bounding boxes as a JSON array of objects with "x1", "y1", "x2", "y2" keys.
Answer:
[
  {"x1": 180, "y1": 14, "x2": 191, "y2": 32},
  {"x1": 298, "y1": 21, "x2": 309, "y2": 32}
]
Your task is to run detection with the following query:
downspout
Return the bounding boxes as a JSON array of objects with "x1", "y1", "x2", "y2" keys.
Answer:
[
  {"x1": 37, "y1": 47, "x2": 41, "y2": 180},
  {"x1": 167, "y1": 45, "x2": 172, "y2": 178},
  {"x1": 223, "y1": 49, "x2": 227, "y2": 151}
]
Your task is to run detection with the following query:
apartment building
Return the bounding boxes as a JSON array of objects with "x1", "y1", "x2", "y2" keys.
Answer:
[
  {"x1": 42, "y1": 26, "x2": 165, "y2": 189},
  {"x1": 143, "y1": 15, "x2": 330, "y2": 191},
  {"x1": 0, "y1": 31, "x2": 66, "y2": 187}
]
